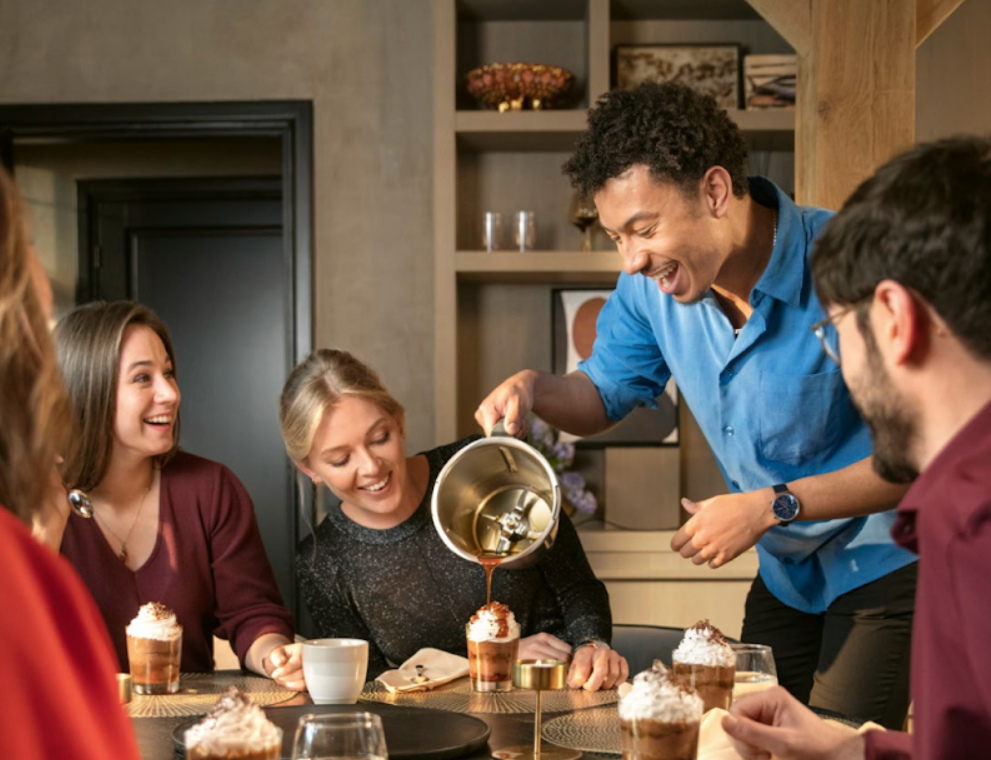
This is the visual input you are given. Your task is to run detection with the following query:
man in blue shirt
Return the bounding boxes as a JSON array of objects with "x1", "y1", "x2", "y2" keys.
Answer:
[{"x1": 476, "y1": 82, "x2": 917, "y2": 727}]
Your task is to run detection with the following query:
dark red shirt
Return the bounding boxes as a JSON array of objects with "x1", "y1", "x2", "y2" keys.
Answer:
[
  {"x1": 864, "y1": 398, "x2": 991, "y2": 760},
  {"x1": 61, "y1": 451, "x2": 293, "y2": 672}
]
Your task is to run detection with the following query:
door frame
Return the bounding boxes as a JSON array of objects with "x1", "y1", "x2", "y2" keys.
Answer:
[{"x1": 0, "y1": 101, "x2": 313, "y2": 617}]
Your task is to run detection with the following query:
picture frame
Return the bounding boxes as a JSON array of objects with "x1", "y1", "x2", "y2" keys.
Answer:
[
  {"x1": 743, "y1": 54, "x2": 797, "y2": 110},
  {"x1": 552, "y1": 288, "x2": 679, "y2": 447},
  {"x1": 614, "y1": 43, "x2": 742, "y2": 111}
]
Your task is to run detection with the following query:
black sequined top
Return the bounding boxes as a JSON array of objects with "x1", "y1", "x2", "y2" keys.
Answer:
[{"x1": 298, "y1": 437, "x2": 613, "y2": 677}]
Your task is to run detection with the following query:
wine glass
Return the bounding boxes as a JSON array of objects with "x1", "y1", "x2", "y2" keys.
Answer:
[
  {"x1": 568, "y1": 191, "x2": 598, "y2": 252},
  {"x1": 291, "y1": 712, "x2": 388, "y2": 760},
  {"x1": 731, "y1": 644, "x2": 778, "y2": 702}
]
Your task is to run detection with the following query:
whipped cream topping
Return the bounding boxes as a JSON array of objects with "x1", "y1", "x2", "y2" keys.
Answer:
[
  {"x1": 126, "y1": 602, "x2": 182, "y2": 642},
  {"x1": 467, "y1": 601, "x2": 521, "y2": 642},
  {"x1": 184, "y1": 688, "x2": 281, "y2": 755},
  {"x1": 619, "y1": 664, "x2": 703, "y2": 723},
  {"x1": 673, "y1": 619, "x2": 735, "y2": 668}
]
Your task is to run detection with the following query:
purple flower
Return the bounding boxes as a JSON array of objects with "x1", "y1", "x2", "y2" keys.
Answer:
[
  {"x1": 572, "y1": 490, "x2": 598, "y2": 514},
  {"x1": 529, "y1": 417, "x2": 556, "y2": 450},
  {"x1": 560, "y1": 471, "x2": 585, "y2": 493},
  {"x1": 551, "y1": 440, "x2": 575, "y2": 463}
]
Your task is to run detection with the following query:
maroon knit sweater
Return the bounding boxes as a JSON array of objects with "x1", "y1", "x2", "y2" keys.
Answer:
[{"x1": 61, "y1": 451, "x2": 294, "y2": 672}]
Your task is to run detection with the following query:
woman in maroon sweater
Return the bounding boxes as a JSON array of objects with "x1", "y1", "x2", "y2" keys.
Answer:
[{"x1": 52, "y1": 300, "x2": 303, "y2": 690}]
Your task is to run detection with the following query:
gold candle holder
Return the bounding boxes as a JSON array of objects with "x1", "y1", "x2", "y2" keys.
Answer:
[
  {"x1": 116, "y1": 673, "x2": 132, "y2": 705},
  {"x1": 492, "y1": 660, "x2": 580, "y2": 760}
]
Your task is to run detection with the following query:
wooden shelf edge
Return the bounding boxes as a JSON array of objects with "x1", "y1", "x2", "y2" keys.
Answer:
[
  {"x1": 455, "y1": 108, "x2": 792, "y2": 152},
  {"x1": 455, "y1": 250, "x2": 622, "y2": 283},
  {"x1": 456, "y1": 110, "x2": 588, "y2": 131}
]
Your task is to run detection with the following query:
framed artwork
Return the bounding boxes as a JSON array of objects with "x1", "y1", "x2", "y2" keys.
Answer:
[
  {"x1": 614, "y1": 43, "x2": 741, "y2": 111},
  {"x1": 743, "y1": 54, "x2": 797, "y2": 109},
  {"x1": 553, "y1": 289, "x2": 679, "y2": 447}
]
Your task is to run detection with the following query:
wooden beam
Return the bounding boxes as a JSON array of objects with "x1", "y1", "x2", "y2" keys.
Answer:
[
  {"x1": 917, "y1": 0, "x2": 969, "y2": 47},
  {"x1": 795, "y1": 0, "x2": 916, "y2": 210},
  {"x1": 745, "y1": 0, "x2": 812, "y2": 56}
]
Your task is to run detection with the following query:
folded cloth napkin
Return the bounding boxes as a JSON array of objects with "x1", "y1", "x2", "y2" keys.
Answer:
[
  {"x1": 697, "y1": 708, "x2": 885, "y2": 760},
  {"x1": 375, "y1": 648, "x2": 470, "y2": 693}
]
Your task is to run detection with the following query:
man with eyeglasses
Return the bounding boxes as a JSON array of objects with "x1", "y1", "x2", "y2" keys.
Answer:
[
  {"x1": 721, "y1": 135, "x2": 991, "y2": 760},
  {"x1": 476, "y1": 82, "x2": 916, "y2": 726}
]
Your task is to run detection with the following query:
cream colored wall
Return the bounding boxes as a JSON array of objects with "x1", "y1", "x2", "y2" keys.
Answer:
[
  {"x1": 916, "y1": 0, "x2": 991, "y2": 141},
  {"x1": 0, "y1": 0, "x2": 436, "y2": 454}
]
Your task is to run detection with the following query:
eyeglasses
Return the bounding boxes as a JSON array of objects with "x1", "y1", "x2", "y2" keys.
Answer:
[{"x1": 811, "y1": 297, "x2": 871, "y2": 365}]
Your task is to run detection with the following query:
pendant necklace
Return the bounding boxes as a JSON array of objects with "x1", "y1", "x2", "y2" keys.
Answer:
[{"x1": 96, "y1": 474, "x2": 155, "y2": 563}]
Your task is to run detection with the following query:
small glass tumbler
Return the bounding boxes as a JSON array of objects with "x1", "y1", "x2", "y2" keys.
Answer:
[
  {"x1": 514, "y1": 210, "x2": 536, "y2": 251},
  {"x1": 732, "y1": 643, "x2": 778, "y2": 702},
  {"x1": 482, "y1": 211, "x2": 504, "y2": 251},
  {"x1": 291, "y1": 712, "x2": 387, "y2": 760}
]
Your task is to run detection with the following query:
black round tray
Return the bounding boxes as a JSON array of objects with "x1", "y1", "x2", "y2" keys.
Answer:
[{"x1": 173, "y1": 703, "x2": 490, "y2": 760}]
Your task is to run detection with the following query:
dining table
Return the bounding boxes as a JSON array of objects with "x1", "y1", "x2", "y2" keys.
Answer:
[
  {"x1": 129, "y1": 671, "x2": 607, "y2": 760},
  {"x1": 128, "y1": 671, "x2": 867, "y2": 760}
]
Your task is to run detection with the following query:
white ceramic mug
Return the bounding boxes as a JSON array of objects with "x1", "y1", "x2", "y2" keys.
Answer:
[{"x1": 302, "y1": 638, "x2": 369, "y2": 705}]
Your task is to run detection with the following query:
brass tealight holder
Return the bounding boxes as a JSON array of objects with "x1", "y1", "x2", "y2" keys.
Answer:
[{"x1": 492, "y1": 660, "x2": 580, "y2": 760}]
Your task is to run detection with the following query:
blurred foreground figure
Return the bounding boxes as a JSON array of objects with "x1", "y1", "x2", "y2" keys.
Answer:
[{"x1": 0, "y1": 167, "x2": 139, "y2": 758}]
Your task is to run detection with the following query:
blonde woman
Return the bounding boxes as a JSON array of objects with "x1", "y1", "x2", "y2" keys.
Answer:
[
  {"x1": 54, "y1": 300, "x2": 303, "y2": 689},
  {"x1": 0, "y1": 167, "x2": 140, "y2": 758},
  {"x1": 281, "y1": 348, "x2": 629, "y2": 691}
]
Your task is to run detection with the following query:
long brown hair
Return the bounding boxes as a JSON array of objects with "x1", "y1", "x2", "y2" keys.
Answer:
[
  {"x1": 55, "y1": 301, "x2": 181, "y2": 491},
  {"x1": 0, "y1": 167, "x2": 71, "y2": 523}
]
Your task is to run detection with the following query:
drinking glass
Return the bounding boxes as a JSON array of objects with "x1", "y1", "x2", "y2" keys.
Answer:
[
  {"x1": 514, "y1": 210, "x2": 536, "y2": 251},
  {"x1": 568, "y1": 191, "x2": 598, "y2": 252},
  {"x1": 291, "y1": 712, "x2": 388, "y2": 760},
  {"x1": 731, "y1": 643, "x2": 778, "y2": 702},
  {"x1": 482, "y1": 211, "x2": 504, "y2": 251}
]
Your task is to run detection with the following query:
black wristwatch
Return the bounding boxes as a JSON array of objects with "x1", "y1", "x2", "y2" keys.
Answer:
[{"x1": 771, "y1": 483, "x2": 801, "y2": 525}]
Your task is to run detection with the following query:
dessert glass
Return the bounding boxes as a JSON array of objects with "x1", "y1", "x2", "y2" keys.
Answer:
[
  {"x1": 619, "y1": 665, "x2": 703, "y2": 760},
  {"x1": 671, "y1": 620, "x2": 736, "y2": 713},
  {"x1": 466, "y1": 623, "x2": 519, "y2": 692},
  {"x1": 185, "y1": 687, "x2": 282, "y2": 760}
]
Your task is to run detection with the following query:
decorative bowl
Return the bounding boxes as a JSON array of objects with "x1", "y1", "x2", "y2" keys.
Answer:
[{"x1": 466, "y1": 63, "x2": 574, "y2": 111}]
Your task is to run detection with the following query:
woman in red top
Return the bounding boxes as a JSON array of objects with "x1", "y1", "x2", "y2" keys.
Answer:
[
  {"x1": 0, "y1": 166, "x2": 140, "y2": 759},
  {"x1": 52, "y1": 300, "x2": 305, "y2": 690}
]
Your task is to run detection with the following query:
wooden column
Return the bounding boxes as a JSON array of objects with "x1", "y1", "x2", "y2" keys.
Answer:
[{"x1": 747, "y1": 0, "x2": 968, "y2": 210}]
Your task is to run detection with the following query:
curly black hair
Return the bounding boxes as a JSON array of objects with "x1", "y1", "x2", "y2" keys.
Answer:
[{"x1": 563, "y1": 82, "x2": 750, "y2": 199}]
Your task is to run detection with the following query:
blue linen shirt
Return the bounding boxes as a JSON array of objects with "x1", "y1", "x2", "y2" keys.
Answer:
[{"x1": 579, "y1": 177, "x2": 917, "y2": 614}]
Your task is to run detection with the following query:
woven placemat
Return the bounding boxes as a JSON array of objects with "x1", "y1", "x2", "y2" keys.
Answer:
[
  {"x1": 126, "y1": 673, "x2": 296, "y2": 718},
  {"x1": 542, "y1": 705, "x2": 621, "y2": 755},
  {"x1": 360, "y1": 677, "x2": 619, "y2": 715},
  {"x1": 542, "y1": 705, "x2": 863, "y2": 759}
]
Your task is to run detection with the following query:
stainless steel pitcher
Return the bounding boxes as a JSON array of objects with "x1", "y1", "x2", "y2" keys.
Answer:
[{"x1": 431, "y1": 424, "x2": 561, "y2": 569}]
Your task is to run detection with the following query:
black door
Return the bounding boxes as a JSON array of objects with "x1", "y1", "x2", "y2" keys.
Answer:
[{"x1": 78, "y1": 176, "x2": 298, "y2": 614}]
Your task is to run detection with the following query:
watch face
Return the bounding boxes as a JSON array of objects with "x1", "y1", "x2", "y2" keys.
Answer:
[{"x1": 772, "y1": 493, "x2": 801, "y2": 522}]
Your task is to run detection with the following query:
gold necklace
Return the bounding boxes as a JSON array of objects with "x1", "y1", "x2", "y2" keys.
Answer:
[{"x1": 96, "y1": 474, "x2": 155, "y2": 563}]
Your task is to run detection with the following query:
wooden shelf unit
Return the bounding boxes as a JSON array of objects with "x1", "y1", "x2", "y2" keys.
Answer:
[{"x1": 434, "y1": 0, "x2": 795, "y2": 443}]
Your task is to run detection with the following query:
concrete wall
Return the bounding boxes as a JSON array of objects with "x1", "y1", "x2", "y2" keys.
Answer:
[
  {"x1": 0, "y1": 0, "x2": 437, "y2": 454},
  {"x1": 2, "y1": 0, "x2": 989, "y2": 459}
]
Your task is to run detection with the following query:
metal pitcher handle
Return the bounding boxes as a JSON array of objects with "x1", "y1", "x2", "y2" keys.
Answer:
[{"x1": 490, "y1": 419, "x2": 512, "y2": 438}]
